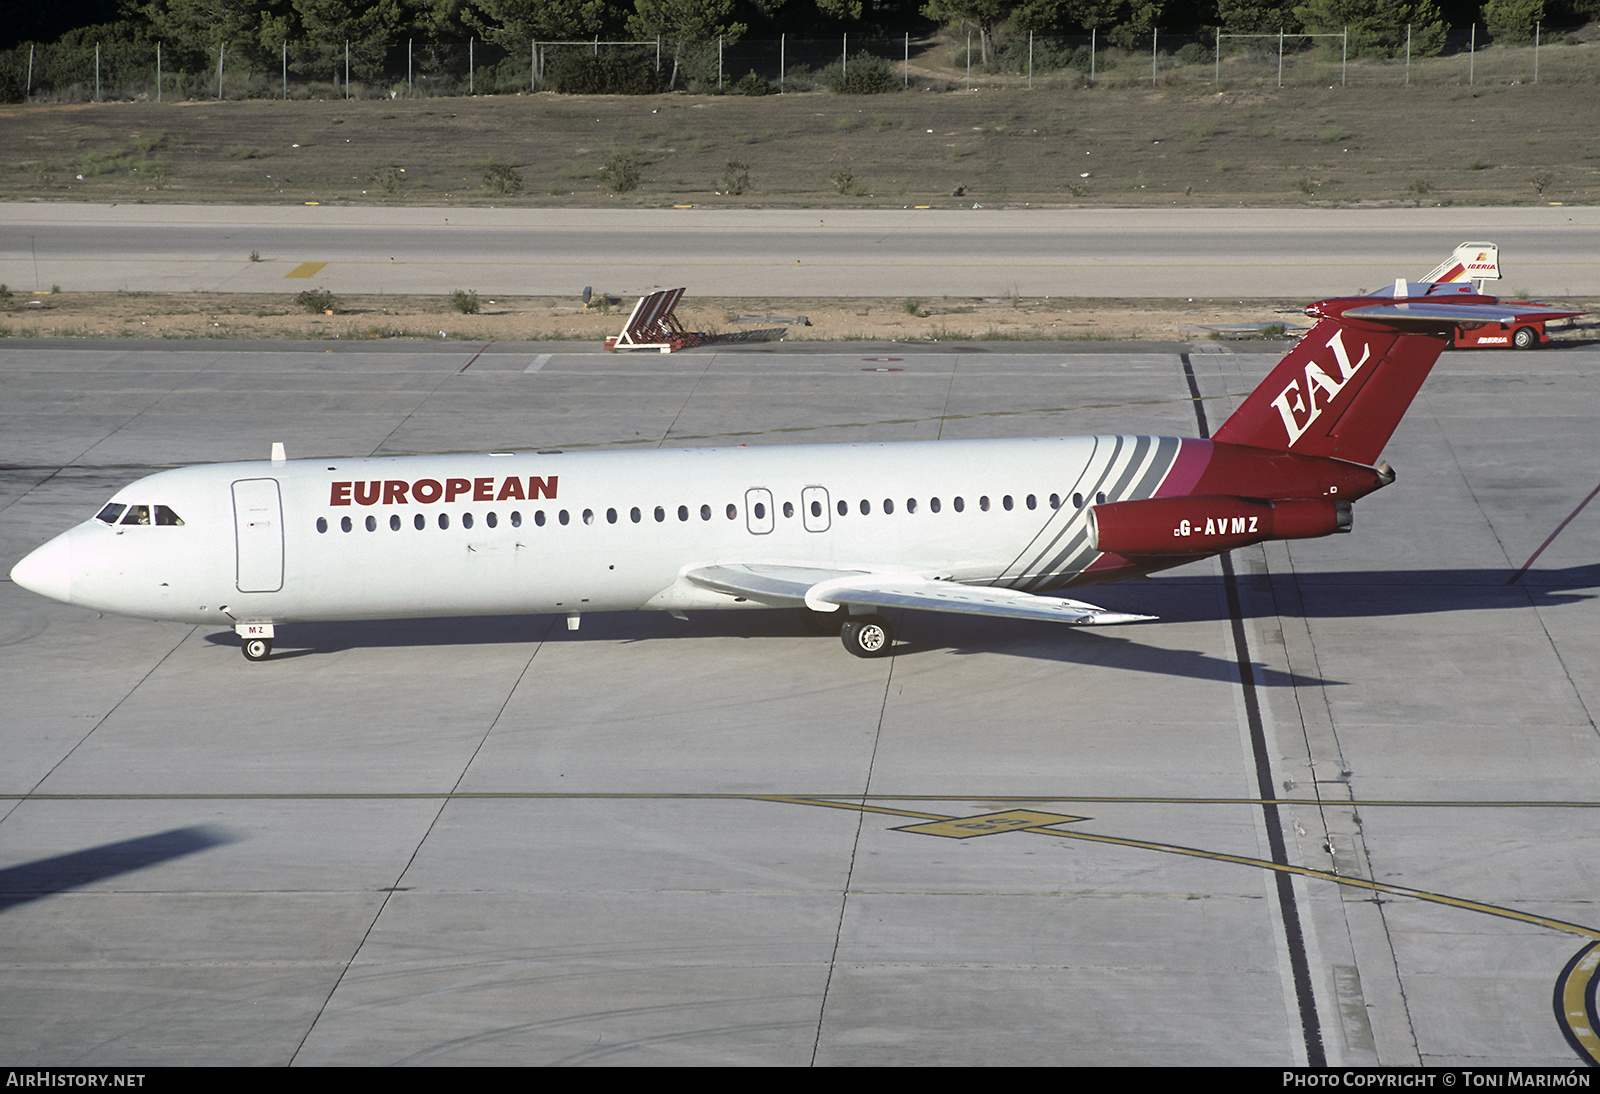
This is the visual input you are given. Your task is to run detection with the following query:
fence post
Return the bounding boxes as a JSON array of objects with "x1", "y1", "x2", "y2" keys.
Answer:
[
  {"x1": 966, "y1": 32, "x2": 970, "y2": 89},
  {"x1": 1028, "y1": 31, "x2": 1033, "y2": 89},
  {"x1": 780, "y1": 33, "x2": 785, "y2": 92},
  {"x1": 1277, "y1": 28, "x2": 1283, "y2": 87},
  {"x1": 1405, "y1": 25, "x2": 1411, "y2": 86},
  {"x1": 1090, "y1": 29, "x2": 1095, "y2": 85},
  {"x1": 282, "y1": 40, "x2": 287, "y2": 98},
  {"x1": 157, "y1": 42, "x2": 161, "y2": 103},
  {"x1": 26, "y1": 43, "x2": 33, "y2": 100},
  {"x1": 469, "y1": 38, "x2": 474, "y2": 95},
  {"x1": 531, "y1": 40, "x2": 536, "y2": 91},
  {"x1": 1469, "y1": 24, "x2": 1475, "y2": 86},
  {"x1": 96, "y1": 44, "x2": 101, "y2": 102},
  {"x1": 1534, "y1": 23, "x2": 1540, "y2": 83},
  {"x1": 218, "y1": 44, "x2": 225, "y2": 101},
  {"x1": 1214, "y1": 31, "x2": 1220, "y2": 85},
  {"x1": 905, "y1": 33, "x2": 909, "y2": 88},
  {"x1": 718, "y1": 35, "x2": 723, "y2": 91},
  {"x1": 1151, "y1": 29, "x2": 1157, "y2": 87},
  {"x1": 1342, "y1": 27, "x2": 1347, "y2": 86},
  {"x1": 843, "y1": 32, "x2": 848, "y2": 78}
]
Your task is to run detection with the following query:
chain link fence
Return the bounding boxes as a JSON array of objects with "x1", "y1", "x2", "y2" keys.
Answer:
[{"x1": 2, "y1": 27, "x2": 1594, "y2": 102}]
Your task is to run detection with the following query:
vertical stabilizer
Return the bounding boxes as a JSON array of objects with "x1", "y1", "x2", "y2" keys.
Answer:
[{"x1": 1211, "y1": 303, "x2": 1454, "y2": 465}]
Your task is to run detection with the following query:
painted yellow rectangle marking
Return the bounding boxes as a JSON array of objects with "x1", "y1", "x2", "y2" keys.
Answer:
[
  {"x1": 895, "y1": 809, "x2": 1085, "y2": 839},
  {"x1": 285, "y1": 262, "x2": 328, "y2": 279}
]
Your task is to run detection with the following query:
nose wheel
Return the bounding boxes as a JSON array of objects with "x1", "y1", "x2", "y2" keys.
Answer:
[
  {"x1": 242, "y1": 637, "x2": 273, "y2": 661},
  {"x1": 839, "y1": 614, "x2": 893, "y2": 658}
]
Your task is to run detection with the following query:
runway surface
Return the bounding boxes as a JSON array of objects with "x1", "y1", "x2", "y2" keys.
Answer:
[
  {"x1": 2, "y1": 203, "x2": 1598, "y2": 298},
  {"x1": 2, "y1": 337, "x2": 1599, "y2": 1065}
]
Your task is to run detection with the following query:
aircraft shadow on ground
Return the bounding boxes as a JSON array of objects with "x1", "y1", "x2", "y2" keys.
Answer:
[
  {"x1": 199, "y1": 563, "x2": 1598, "y2": 686},
  {"x1": 0, "y1": 826, "x2": 236, "y2": 914}
]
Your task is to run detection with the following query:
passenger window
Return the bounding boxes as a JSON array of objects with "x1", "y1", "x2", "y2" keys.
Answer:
[
  {"x1": 1002, "y1": 495, "x2": 1013, "y2": 511},
  {"x1": 1073, "y1": 493, "x2": 1083, "y2": 509},
  {"x1": 558, "y1": 510, "x2": 569, "y2": 526},
  {"x1": 783, "y1": 501, "x2": 794, "y2": 518},
  {"x1": 811, "y1": 500, "x2": 823, "y2": 517},
  {"x1": 606, "y1": 508, "x2": 617, "y2": 524},
  {"x1": 859, "y1": 499, "x2": 871, "y2": 515},
  {"x1": 979, "y1": 496, "x2": 990, "y2": 512},
  {"x1": 726, "y1": 503, "x2": 737, "y2": 520},
  {"x1": 631, "y1": 507, "x2": 641, "y2": 523},
  {"x1": 341, "y1": 516, "x2": 352, "y2": 532},
  {"x1": 391, "y1": 514, "x2": 402, "y2": 531},
  {"x1": 462, "y1": 513, "x2": 474, "y2": 529},
  {"x1": 930, "y1": 497, "x2": 941, "y2": 513},
  {"x1": 1050, "y1": 493, "x2": 1061, "y2": 510},
  {"x1": 415, "y1": 514, "x2": 426, "y2": 530},
  {"x1": 953, "y1": 496, "x2": 965, "y2": 513},
  {"x1": 154, "y1": 505, "x2": 185, "y2": 526},
  {"x1": 906, "y1": 498, "x2": 917, "y2": 514},
  {"x1": 753, "y1": 502, "x2": 766, "y2": 520},
  {"x1": 317, "y1": 517, "x2": 328, "y2": 533},
  {"x1": 700, "y1": 504, "x2": 711, "y2": 521},
  {"x1": 583, "y1": 509, "x2": 595, "y2": 525},
  {"x1": 837, "y1": 500, "x2": 847, "y2": 517},
  {"x1": 121, "y1": 505, "x2": 151, "y2": 526},
  {"x1": 655, "y1": 506, "x2": 665, "y2": 522},
  {"x1": 678, "y1": 505, "x2": 689, "y2": 522},
  {"x1": 1096, "y1": 492, "x2": 1106, "y2": 504},
  {"x1": 438, "y1": 513, "x2": 450, "y2": 530},
  {"x1": 486, "y1": 512, "x2": 498, "y2": 528},
  {"x1": 883, "y1": 499, "x2": 894, "y2": 514},
  {"x1": 365, "y1": 515, "x2": 377, "y2": 532},
  {"x1": 1026, "y1": 494, "x2": 1037, "y2": 510},
  {"x1": 95, "y1": 503, "x2": 126, "y2": 524}
]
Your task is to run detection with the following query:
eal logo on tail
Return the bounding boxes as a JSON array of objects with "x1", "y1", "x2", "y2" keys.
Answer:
[{"x1": 1269, "y1": 327, "x2": 1373, "y2": 447}]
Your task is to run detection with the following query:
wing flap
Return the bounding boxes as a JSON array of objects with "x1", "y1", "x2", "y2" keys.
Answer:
[{"x1": 683, "y1": 565, "x2": 1153, "y2": 625}]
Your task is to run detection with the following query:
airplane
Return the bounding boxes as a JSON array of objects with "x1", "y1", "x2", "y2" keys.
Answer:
[{"x1": 8, "y1": 281, "x2": 1584, "y2": 662}]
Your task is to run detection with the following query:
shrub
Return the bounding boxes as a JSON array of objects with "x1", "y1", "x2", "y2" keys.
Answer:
[
  {"x1": 483, "y1": 162, "x2": 523, "y2": 195},
  {"x1": 547, "y1": 51, "x2": 665, "y2": 95},
  {"x1": 295, "y1": 288, "x2": 338, "y2": 314},
  {"x1": 824, "y1": 53, "x2": 900, "y2": 94},
  {"x1": 601, "y1": 152, "x2": 642, "y2": 194},
  {"x1": 720, "y1": 160, "x2": 750, "y2": 195},
  {"x1": 736, "y1": 70, "x2": 772, "y2": 96},
  {"x1": 450, "y1": 289, "x2": 480, "y2": 315}
]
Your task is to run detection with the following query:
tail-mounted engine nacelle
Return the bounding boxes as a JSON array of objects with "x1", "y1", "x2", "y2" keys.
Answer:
[{"x1": 1088, "y1": 495, "x2": 1353, "y2": 557}]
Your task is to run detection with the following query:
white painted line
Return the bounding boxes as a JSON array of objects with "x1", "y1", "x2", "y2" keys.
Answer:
[{"x1": 524, "y1": 354, "x2": 553, "y2": 373}]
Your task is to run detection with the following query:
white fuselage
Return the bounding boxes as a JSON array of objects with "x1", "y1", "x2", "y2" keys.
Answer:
[{"x1": 17, "y1": 434, "x2": 1185, "y2": 628}]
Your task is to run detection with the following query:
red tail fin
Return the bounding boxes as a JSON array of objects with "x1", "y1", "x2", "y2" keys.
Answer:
[{"x1": 1212, "y1": 313, "x2": 1446, "y2": 465}]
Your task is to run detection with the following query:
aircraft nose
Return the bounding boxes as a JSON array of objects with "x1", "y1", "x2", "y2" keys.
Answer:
[{"x1": 10, "y1": 534, "x2": 72, "y2": 604}]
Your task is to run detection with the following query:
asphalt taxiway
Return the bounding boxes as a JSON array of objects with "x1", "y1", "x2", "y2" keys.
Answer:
[
  {"x1": 2, "y1": 336, "x2": 1598, "y2": 1065},
  {"x1": 2, "y1": 203, "x2": 1597, "y2": 297}
]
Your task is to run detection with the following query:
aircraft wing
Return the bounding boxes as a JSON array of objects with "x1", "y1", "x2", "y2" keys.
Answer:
[{"x1": 684, "y1": 564, "x2": 1154, "y2": 625}]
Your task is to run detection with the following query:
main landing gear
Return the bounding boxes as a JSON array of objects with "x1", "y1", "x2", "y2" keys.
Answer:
[
  {"x1": 839, "y1": 614, "x2": 894, "y2": 659},
  {"x1": 235, "y1": 623, "x2": 275, "y2": 662}
]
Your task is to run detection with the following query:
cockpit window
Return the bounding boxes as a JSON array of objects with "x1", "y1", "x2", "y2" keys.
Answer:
[
  {"x1": 95, "y1": 503, "x2": 127, "y2": 525},
  {"x1": 154, "y1": 505, "x2": 185, "y2": 526},
  {"x1": 120, "y1": 505, "x2": 151, "y2": 526}
]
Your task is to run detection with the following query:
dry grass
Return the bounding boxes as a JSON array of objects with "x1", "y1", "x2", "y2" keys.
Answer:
[{"x1": 1, "y1": 77, "x2": 1597, "y2": 209}]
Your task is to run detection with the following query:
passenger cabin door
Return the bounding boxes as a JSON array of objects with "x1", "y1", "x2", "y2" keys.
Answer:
[
  {"x1": 744, "y1": 488, "x2": 774, "y2": 535},
  {"x1": 801, "y1": 486, "x2": 831, "y2": 533},
  {"x1": 233, "y1": 478, "x2": 284, "y2": 593}
]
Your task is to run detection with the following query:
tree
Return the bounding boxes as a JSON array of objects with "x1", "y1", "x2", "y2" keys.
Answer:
[
  {"x1": 1215, "y1": 0, "x2": 1301, "y2": 31},
  {"x1": 459, "y1": 0, "x2": 626, "y2": 45},
  {"x1": 1484, "y1": 0, "x2": 1543, "y2": 44},
  {"x1": 1292, "y1": 0, "x2": 1446, "y2": 56},
  {"x1": 627, "y1": 0, "x2": 746, "y2": 89},
  {"x1": 921, "y1": 0, "x2": 1015, "y2": 66}
]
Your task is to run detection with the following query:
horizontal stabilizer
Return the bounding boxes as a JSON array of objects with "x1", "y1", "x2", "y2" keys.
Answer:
[
  {"x1": 1340, "y1": 299, "x2": 1586, "y2": 326},
  {"x1": 685, "y1": 564, "x2": 1153, "y2": 625}
]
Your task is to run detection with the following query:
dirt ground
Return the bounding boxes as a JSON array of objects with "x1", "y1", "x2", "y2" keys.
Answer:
[{"x1": 0, "y1": 290, "x2": 1337, "y2": 343}]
